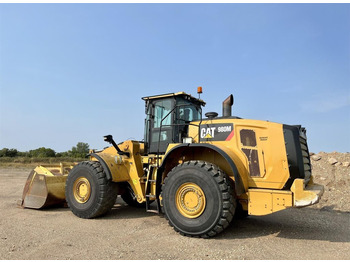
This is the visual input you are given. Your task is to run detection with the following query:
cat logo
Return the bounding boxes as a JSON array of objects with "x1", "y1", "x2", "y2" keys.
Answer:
[
  {"x1": 204, "y1": 133, "x2": 213, "y2": 139},
  {"x1": 200, "y1": 124, "x2": 234, "y2": 141},
  {"x1": 201, "y1": 127, "x2": 216, "y2": 139}
]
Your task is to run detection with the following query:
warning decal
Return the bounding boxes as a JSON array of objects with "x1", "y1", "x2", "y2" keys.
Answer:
[{"x1": 200, "y1": 123, "x2": 234, "y2": 141}]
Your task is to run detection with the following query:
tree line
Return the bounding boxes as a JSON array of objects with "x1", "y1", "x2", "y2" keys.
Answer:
[{"x1": 0, "y1": 142, "x2": 90, "y2": 158}]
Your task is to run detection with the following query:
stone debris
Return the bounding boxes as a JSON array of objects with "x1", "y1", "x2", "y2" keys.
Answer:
[
  {"x1": 312, "y1": 152, "x2": 350, "y2": 213},
  {"x1": 311, "y1": 154, "x2": 322, "y2": 161},
  {"x1": 9, "y1": 245, "x2": 16, "y2": 252},
  {"x1": 328, "y1": 158, "x2": 338, "y2": 165}
]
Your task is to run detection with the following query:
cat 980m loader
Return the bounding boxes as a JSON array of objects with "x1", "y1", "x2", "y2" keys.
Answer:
[{"x1": 20, "y1": 88, "x2": 324, "y2": 238}]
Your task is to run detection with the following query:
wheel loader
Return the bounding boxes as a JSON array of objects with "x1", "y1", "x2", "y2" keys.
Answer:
[{"x1": 20, "y1": 88, "x2": 324, "y2": 238}]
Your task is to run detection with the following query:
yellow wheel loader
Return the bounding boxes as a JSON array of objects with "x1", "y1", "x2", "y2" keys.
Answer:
[{"x1": 20, "y1": 89, "x2": 324, "y2": 238}]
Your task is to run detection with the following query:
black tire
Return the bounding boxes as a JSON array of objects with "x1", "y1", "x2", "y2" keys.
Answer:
[
  {"x1": 65, "y1": 161, "x2": 118, "y2": 219},
  {"x1": 162, "y1": 161, "x2": 236, "y2": 238},
  {"x1": 120, "y1": 183, "x2": 146, "y2": 208}
]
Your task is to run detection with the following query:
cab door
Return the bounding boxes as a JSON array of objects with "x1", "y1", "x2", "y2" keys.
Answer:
[{"x1": 148, "y1": 98, "x2": 174, "y2": 154}]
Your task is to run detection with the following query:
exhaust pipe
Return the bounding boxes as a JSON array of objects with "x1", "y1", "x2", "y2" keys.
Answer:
[{"x1": 222, "y1": 94, "x2": 234, "y2": 117}]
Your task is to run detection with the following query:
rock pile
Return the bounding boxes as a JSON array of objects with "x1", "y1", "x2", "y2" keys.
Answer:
[
  {"x1": 310, "y1": 152, "x2": 350, "y2": 168},
  {"x1": 309, "y1": 151, "x2": 350, "y2": 212},
  {"x1": 310, "y1": 153, "x2": 350, "y2": 167}
]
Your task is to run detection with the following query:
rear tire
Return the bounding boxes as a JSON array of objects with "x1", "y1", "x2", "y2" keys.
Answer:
[
  {"x1": 120, "y1": 183, "x2": 146, "y2": 208},
  {"x1": 162, "y1": 161, "x2": 236, "y2": 238},
  {"x1": 65, "y1": 161, "x2": 118, "y2": 218}
]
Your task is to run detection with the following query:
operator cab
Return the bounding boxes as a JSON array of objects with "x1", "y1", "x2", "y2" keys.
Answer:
[{"x1": 142, "y1": 92, "x2": 206, "y2": 154}]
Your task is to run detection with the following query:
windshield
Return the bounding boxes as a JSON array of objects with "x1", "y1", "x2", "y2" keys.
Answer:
[{"x1": 176, "y1": 97, "x2": 201, "y2": 123}]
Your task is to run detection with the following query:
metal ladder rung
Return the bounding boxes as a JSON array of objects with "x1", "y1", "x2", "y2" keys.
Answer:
[
  {"x1": 147, "y1": 209, "x2": 159, "y2": 214},
  {"x1": 145, "y1": 164, "x2": 161, "y2": 214}
]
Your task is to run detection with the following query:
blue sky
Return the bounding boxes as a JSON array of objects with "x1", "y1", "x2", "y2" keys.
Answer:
[{"x1": 0, "y1": 4, "x2": 349, "y2": 153}]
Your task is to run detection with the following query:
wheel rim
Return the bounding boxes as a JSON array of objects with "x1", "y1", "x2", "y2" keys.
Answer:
[
  {"x1": 73, "y1": 177, "x2": 91, "y2": 203},
  {"x1": 175, "y1": 182, "x2": 206, "y2": 218}
]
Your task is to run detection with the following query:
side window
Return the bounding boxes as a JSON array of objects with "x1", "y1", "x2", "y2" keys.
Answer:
[
  {"x1": 240, "y1": 129, "x2": 260, "y2": 177},
  {"x1": 240, "y1": 129, "x2": 257, "y2": 147},
  {"x1": 154, "y1": 100, "x2": 172, "y2": 128}
]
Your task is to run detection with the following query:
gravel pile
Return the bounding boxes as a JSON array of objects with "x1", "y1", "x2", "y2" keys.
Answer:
[{"x1": 310, "y1": 151, "x2": 350, "y2": 212}]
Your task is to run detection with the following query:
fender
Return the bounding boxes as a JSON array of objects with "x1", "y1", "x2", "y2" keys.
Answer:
[
  {"x1": 159, "y1": 143, "x2": 246, "y2": 195},
  {"x1": 90, "y1": 153, "x2": 113, "y2": 181}
]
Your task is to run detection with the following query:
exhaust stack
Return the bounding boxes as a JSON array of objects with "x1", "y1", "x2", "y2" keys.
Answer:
[{"x1": 222, "y1": 94, "x2": 234, "y2": 117}]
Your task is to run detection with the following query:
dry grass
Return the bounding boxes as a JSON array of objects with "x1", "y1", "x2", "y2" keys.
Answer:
[{"x1": 0, "y1": 157, "x2": 85, "y2": 168}]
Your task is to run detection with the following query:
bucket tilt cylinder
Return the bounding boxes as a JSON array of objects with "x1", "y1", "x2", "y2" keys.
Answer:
[{"x1": 104, "y1": 135, "x2": 130, "y2": 157}]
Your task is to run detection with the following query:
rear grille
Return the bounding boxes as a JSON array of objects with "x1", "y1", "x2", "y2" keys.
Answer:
[{"x1": 299, "y1": 128, "x2": 311, "y2": 185}]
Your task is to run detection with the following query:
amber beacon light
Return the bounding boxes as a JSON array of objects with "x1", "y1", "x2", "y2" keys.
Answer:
[{"x1": 197, "y1": 86, "x2": 203, "y2": 98}]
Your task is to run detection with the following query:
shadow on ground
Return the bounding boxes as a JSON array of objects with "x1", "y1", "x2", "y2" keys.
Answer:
[
  {"x1": 23, "y1": 199, "x2": 350, "y2": 243},
  {"x1": 218, "y1": 208, "x2": 350, "y2": 243}
]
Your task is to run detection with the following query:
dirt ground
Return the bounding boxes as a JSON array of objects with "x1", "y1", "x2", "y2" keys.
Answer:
[{"x1": 0, "y1": 152, "x2": 349, "y2": 260}]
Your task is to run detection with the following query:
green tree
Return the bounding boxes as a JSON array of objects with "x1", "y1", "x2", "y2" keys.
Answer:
[
  {"x1": 17, "y1": 151, "x2": 30, "y2": 157},
  {"x1": 0, "y1": 148, "x2": 18, "y2": 157},
  {"x1": 29, "y1": 147, "x2": 56, "y2": 158},
  {"x1": 0, "y1": 148, "x2": 9, "y2": 157},
  {"x1": 69, "y1": 142, "x2": 89, "y2": 158},
  {"x1": 56, "y1": 151, "x2": 69, "y2": 157}
]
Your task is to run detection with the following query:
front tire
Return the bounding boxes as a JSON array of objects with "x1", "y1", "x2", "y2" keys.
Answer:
[
  {"x1": 162, "y1": 161, "x2": 236, "y2": 238},
  {"x1": 65, "y1": 161, "x2": 118, "y2": 218}
]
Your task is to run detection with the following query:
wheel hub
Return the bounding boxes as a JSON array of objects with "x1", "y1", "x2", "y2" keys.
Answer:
[
  {"x1": 73, "y1": 177, "x2": 91, "y2": 203},
  {"x1": 176, "y1": 182, "x2": 206, "y2": 218}
]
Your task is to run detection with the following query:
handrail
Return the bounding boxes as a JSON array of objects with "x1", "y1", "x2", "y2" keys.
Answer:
[{"x1": 156, "y1": 104, "x2": 202, "y2": 167}]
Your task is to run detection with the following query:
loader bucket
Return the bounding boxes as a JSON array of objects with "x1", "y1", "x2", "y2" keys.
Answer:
[{"x1": 19, "y1": 164, "x2": 71, "y2": 209}]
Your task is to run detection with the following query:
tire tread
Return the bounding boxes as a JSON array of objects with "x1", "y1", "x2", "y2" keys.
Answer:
[
  {"x1": 66, "y1": 161, "x2": 118, "y2": 219},
  {"x1": 162, "y1": 160, "x2": 236, "y2": 238}
]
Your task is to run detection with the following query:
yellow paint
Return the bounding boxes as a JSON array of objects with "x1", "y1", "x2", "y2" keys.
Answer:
[
  {"x1": 204, "y1": 133, "x2": 213, "y2": 139},
  {"x1": 144, "y1": 113, "x2": 323, "y2": 215},
  {"x1": 188, "y1": 118, "x2": 290, "y2": 190},
  {"x1": 92, "y1": 141, "x2": 146, "y2": 203},
  {"x1": 73, "y1": 177, "x2": 91, "y2": 204},
  {"x1": 247, "y1": 179, "x2": 324, "y2": 215},
  {"x1": 175, "y1": 182, "x2": 206, "y2": 218},
  {"x1": 248, "y1": 189, "x2": 292, "y2": 215},
  {"x1": 34, "y1": 163, "x2": 73, "y2": 177}
]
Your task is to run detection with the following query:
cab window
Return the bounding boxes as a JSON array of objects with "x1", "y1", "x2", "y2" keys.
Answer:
[
  {"x1": 176, "y1": 98, "x2": 201, "y2": 123},
  {"x1": 154, "y1": 99, "x2": 172, "y2": 128}
]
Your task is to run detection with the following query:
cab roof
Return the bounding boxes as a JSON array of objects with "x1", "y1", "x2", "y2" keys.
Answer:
[{"x1": 141, "y1": 91, "x2": 206, "y2": 106}]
